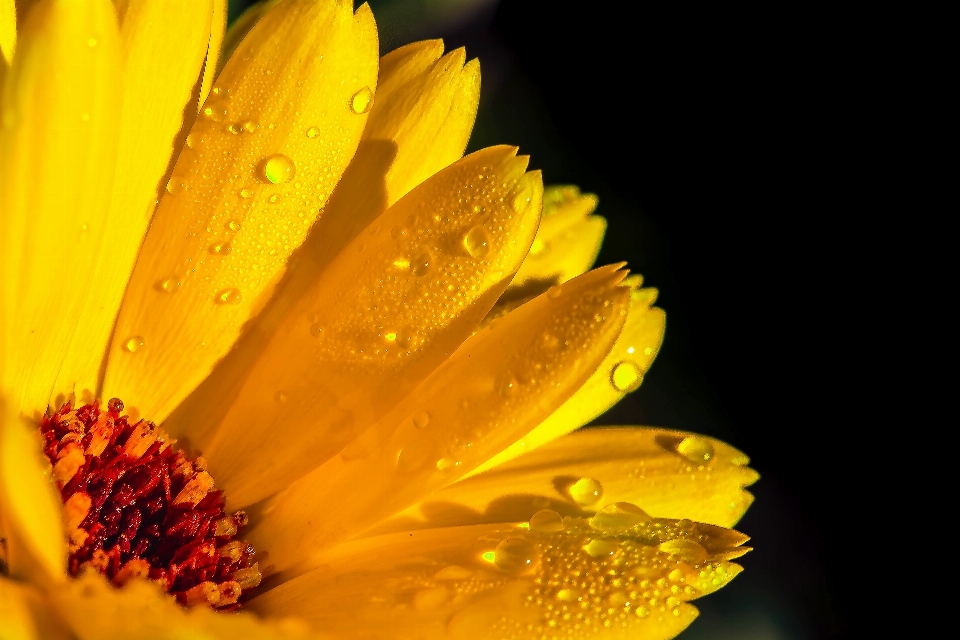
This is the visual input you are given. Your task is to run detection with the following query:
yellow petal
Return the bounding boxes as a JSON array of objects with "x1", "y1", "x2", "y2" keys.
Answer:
[
  {"x1": 0, "y1": 398, "x2": 65, "y2": 583},
  {"x1": 250, "y1": 516, "x2": 748, "y2": 640},
  {"x1": 0, "y1": 0, "x2": 121, "y2": 416},
  {"x1": 220, "y1": 0, "x2": 281, "y2": 69},
  {"x1": 52, "y1": 0, "x2": 213, "y2": 402},
  {"x1": 510, "y1": 185, "x2": 606, "y2": 289},
  {"x1": 50, "y1": 571, "x2": 315, "y2": 640},
  {"x1": 0, "y1": 0, "x2": 14, "y2": 64},
  {"x1": 379, "y1": 428, "x2": 758, "y2": 536},
  {"x1": 198, "y1": 0, "x2": 226, "y2": 109},
  {"x1": 195, "y1": 147, "x2": 542, "y2": 508},
  {"x1": 471, "y1": 282, "x2": 665, "y2": 475},
  {"x1": 249, "y1": 265, "x2": 630, "y2": 572},
  {"x1": 0, "y1": 577, "x2": 73, "y2": 640},
  {"x1": 102, "y1": 0, "x2": 378, "y2": 422},
  {"x1": 165, "y1": 39, "x2": 480, "y2": 456}
]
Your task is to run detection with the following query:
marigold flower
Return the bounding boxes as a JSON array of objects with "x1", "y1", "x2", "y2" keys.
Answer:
[{"x1": 0, "y1": 1, "x2": 757, "y2": 638}]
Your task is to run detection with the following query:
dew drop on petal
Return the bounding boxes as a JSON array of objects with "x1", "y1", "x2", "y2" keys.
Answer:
[
  {"x1": 556, "y1": 588, "x2": 580, "y2": 602},
  {"x1": 582, "y1": 537, "x2": 619, "y2": 558},
  {"x1": 528, "y1": 509, "x2": 564, "y2": 532},
  {"x1": 260, "y1": 154, "x2": 296, "y2": 184},
  {"x1": 165, "y1": 178, "x2": 186, "y2": 195},
  {"x1": 611, "y1": 361, "x2": 643, "y2": 392},
  {"x1": 309, "y1": 323, "x2": 323, "y2": 337},
  {"x1": 493, "y1": 537, "x2": 539, "y2": 574},
  {"x1": 412, "y1": 411, "x2": 430, "y2": 429},
  {"x1": 495, "y1": 372, "x2": 518, "y2": 397},
  {"x1": 243, "y1": 120, "x2": 259, "y2": 133},
  {"x1": 411, "y1": 252, "x2": 432, "y2": 276},
  {"x1": 349, "y1": 87, "x2": 374, "y2": 114},
  {"x1": 239, "y1": 188, "x2": 255, "y2": 199},
  {"x1": 227, "y1": 220, "x2": 241, "y2": 232},
  {"x1": 306, "y1": 126, "x2": 320, "y2": 138},
  {"x1": 462, "y1": 225, "x2": 490, "y2": 258},
  {"x1": 274, "y1": 391, "x2": 288, "y2": 404},
  {"x1": 227, "y1": 123, "x2": 243, "y2": 135},
  {"x1": 658, "y1": 539, "x2": 708, "y2": 565},
  {"x1": 568, "y1": 477, "x2": 603, "y2": 506},
  {"x1": 209, "y1": 243, "x2": 232, "y2": 255},
  {"x1": 185, "y1": 132, "x2": 204, "y2": 149},
  {"x1": 675, "y1": 436, "x2": 715, "y2": 463},
  {"x1": 215, "y1": 288, "x2": 242, "y2": 305},
  {"x1": 201, "y1": 98, "x2": 228, "y2": 122},
  {"x1": 124, "y1": 336, "x2": 144, "y2": 353},
  {"x1": 546, "y1": 285, "x2": 562, "y2": 300},
  {"x1": 589, "y1": 502, "x2": 651, "y2": 530},
  {"x1": 158, "y1": 277, "x2": 180, "y2": 293},
  {"x1": 396, "y1": 438, "x2": 438, "y2": 475}
]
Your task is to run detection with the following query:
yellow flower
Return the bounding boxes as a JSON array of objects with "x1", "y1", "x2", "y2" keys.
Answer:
[{"x1": 0, "y1": 1, "x2": 758, "y2": 638}]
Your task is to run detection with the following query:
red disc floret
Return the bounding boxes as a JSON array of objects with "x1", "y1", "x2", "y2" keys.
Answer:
[{"x1": 39, "y1": 399, "x2": 262, "y2": 609}]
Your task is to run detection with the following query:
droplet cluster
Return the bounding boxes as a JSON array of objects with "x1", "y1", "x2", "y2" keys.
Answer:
[{"x1": 38, "y1": 400, "x2": 261, "y2": 609}]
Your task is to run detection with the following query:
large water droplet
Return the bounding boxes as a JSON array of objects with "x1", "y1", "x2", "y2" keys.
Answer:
[
  {"x1": 568, "y1": 477, "x2": 603, "y2": 506},
  {"x1": 165, "y1": 177, "x2": 186, "y2": 195},
  {"x1": 412, "y1": 411, "x2": 430, "y2": 429},
  {"x1": 309, "y1": 322, "x2": 323, "y2": 337},
  {"x1": 528, "y1": 509, "x2": 564, "y2": 532},
  {"x1": 227, "y1": 123, "x2": 243, "y2": 135},
  {"x1": 215, "y1": 288, "x2": 242, "y2": 305},
  {"x1": 124, "y1": 336, "x2": 144, "y2": 353},
  {"x1": 589, "y1": 502, "x2": 651, "y2": 530},
  {"x1": 493, "y1": 537, "x2": 538, "y2": 574},
  {"x1": 635, "y1": 606, "x2": 651, "y2": 618},
  {"x1": 158, "y1": 277, "x2": 180, "y2": 293},
  {"x1": 462, "y1": 225, "x2": 491, "y2": 258},
  {"x1": 396, "y1": 438, "x2": 438, "y2": 475},
  {"x1": 185, "y1": 132, "x2": 204, "y2": 149},
  {"x1": 611, "y1": 361, "x2": 642, "y2": 392},
  {"x1": 349, "y1": 86, "x2": 374, "y2": 114},
  {"x1": 260, "y1": 154, "x2": 296, "y2": 184},
  {"x1": 556, "y1": 588, "x2": 581, "y2": 603},
  {"x1": 582, "y1": 537, "x2": 619, "y2": 558},
  {"x1": 201, "y1": 98, "x2": 228, "y2": 122},
  {"x1": 243, "y1": 120, "x2": 259, "y2": 133},
  {"x1": 658, "y1": 539, "x2": 708, "y2": 565},
  {"x1": 209, "y1": 242, "x2": 232, "y2": 255},
  {"x1": 227, "y1": 220, "x2": 242, "y2": 231},
  {"x1": 306, "y1": 126, "x2": 320, "y2": 138},
  {"x1": 411, "y1": 252, "x2": 432, "y2": 276},
  {"x1": 675, "y1": 436, "x2": 715, "y2": 463},
  {"x1": 495, "y1": 372, "x2": 518, "y2": 397}
]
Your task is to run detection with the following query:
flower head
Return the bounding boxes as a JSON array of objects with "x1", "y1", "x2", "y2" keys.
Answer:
[{"x1": 0, "y1": 1, "x2": 757, "y2": 638}]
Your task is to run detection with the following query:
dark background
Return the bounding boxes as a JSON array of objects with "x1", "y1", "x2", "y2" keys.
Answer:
[{"x1": 231, "y1": 1, "x2": 957, "y2": 637}]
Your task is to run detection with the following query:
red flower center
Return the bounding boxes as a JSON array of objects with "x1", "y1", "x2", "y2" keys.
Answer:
[{"x1": 39, "y1": 399, "x2": 261, "y2": 609}]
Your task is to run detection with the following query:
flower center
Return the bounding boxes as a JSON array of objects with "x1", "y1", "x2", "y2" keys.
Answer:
[{"x1": 39, "y1": 399, "x2": 261, "y2": 609}]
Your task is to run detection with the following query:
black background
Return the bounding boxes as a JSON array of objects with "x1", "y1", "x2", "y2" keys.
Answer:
[{"x1": 232, "y1": 1, "x2": 957, "y2": 637}]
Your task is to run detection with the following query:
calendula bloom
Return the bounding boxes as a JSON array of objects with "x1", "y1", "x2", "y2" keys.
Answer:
[{"x1": 0, "y1": 0, "x2": 758, "y2": 638}]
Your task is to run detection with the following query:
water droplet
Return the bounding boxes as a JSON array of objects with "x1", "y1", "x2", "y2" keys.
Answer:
[
  {"x1": 209, "y1": 243, "x2": 232, "y2": 255},
  {"x1": 529, "y1": 237, "x2": 548, "y2": 256},
  {"x1": 227, "y1": 123, "x2": 243, "y2": 135},
  {"x1": 215, "y1": 288, "x2": 242, "y2": 305},
  {"x1": 547, "y1": 285, "x2": 562, "y2": 299},
  {"x1": 675, "y1": 436, "x2": 715, "y2": 463},
  {"x1": 383, "y1": 331, "x2": 398, "y2": 343},
  {"x1": 227, "y1": 220, "x2": 241, "y2": 231},
  {"x1": 274, "y1": 391, "x2": 288, "y2": 403},
  {"x1": 243, "y1": 120, "x2": 259, "y2": 133},
  {"x1": 411, "y1": 252, "x2": 432, "y2": 276},
  {"x1": 87, "y1": 37, "x2": 97, "y2": 47},
  {"x1": 582, "y1": 537, "x2": 619, "y2": 558},
  {"x1": 185, "y1": 132, "x2": 204, "y2": 149},
  {"x1": 658, "y1": 539, "x2": 708, "y2": 565},
  {"x1": 611, "y1": 361, "x2": 642, "y2": 392},
  {"x1": 513, "y1": 190, "x2": 531, "y2": 212},
  {"x1": 528, "y1": 509, "x2": 564, "y2": 532},
  {"x1": 260, "y1": 154, "x2": 296, "y2": 184},
  {"x1": 202, "y1": 98, "x2": 228, "y2": 122},
  {"x1": 635, "y1": 606, "x2": 651, "y2": 618},
  {"x1": 557, "y1": 588, "x2": 580, "y2": 602},
  {"x1": 568, "y1": 477, "x2": 603, "y2": 506},
  {"x1": 165, "y1": 178, "x2": 186, "y2": 195},
  {"x1": 124, "y1": 336, "x2": 144, "y2": 353},
  {"x1": 306, "y1": 126, "x2": 320, "y2": 138},
  {"x1": 495, "y1": 372, "x2": 518, "y2": 397},
  {"x1": 397, "y1": 438, "x2": 438, "y2": 474},
  {"x1": 493, "y1": 537, "x2": 538, "y2": 574},
  {"x1": 392, "y1": 257, "x2": 410, "y2": 270},
  {"x1": 390, "y1": 225, "x2": 408, "y2": 239},
  {"x1": 462, "y1": 225, "x2": 490, "y2": 259},
  {"x1": 349, "y1": 86, "x2": 374, "y2": 114},
  {"x1": 309, "y1": 322, "x2": 323, "y2": 337},
  {"x1": 589, "y1": 502, "x2": 651, "y2": 530},
  {"x1": 268, "y1": 194, "x2": 281, "y2": 204},
  {"x1": 158, "y1": 277, "x2": 180, "y2": 293},
  {"x1": 436, "y1": 457, "x2": 460, "y2": 471},
  {"x1": 239, "y1": 188, "x2": 255, "y2": 199},
  {"x1": 412, "y1": 411, "x2": 430, "y2": 429}
]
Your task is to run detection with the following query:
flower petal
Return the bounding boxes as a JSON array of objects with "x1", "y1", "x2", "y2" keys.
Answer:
[
  {"x1": 195, "y1": 147, "x2": 542, "y2": 508},
  {"x1": 50, "y1": 571, "x2": 315, "y2": 640},
  {"x1": 379, "y1": 428, "x2": 758, "y2": 535},
  {"x1": 220, "y1": 0, "x2": 281, "y2": 69},
  {"x1": 102, "y1": 0, "x2": 378, "y2": 422},
  {"x1": 0, "y1": 0, "x2": 121, "y2": 416},
  {"x1": 250, "y1": 516, "x2": 748, "y2": 640},
  {"x1": 0, "y1": 0, "x2": 14, "y2": 64},
  {"x1": 0, "y1": 398, "x2": 65, "y2": 583},
  {"x1": 51, "y1": 0, "x2": 214, "y2": 402},
  {"x1": 471, "y1": 282, "x2": 665, "y2": 475},
  {"x1": 0, "y1": 577, "x2": 72, "y2": 640},
  {"x1": 509, "y1": 185, "x2": 606, "y2": 290},
  {"x1": 198, "y1": 0, "x2": 226, "y2": 109},
  {"x1": 249, "y1": 266, "x2": 630, "y2": 572}
]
